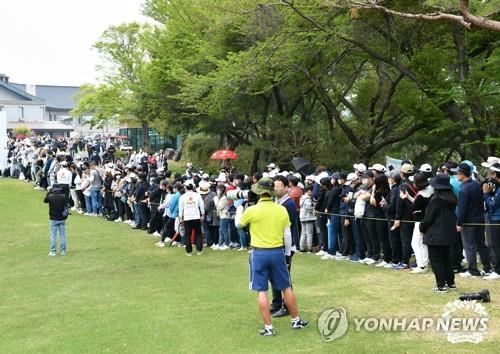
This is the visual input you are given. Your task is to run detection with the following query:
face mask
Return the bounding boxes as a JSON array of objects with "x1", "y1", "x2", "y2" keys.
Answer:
[{"x1": 362, "y1": 179, "x2": 369, "y2": 186}]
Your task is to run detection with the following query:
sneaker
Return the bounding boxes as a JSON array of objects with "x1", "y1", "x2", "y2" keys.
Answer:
[
  {"x1": 155, "y1": 242, "x2": 165, "y2": 248},
  {"x1": 172, "y1": 241, "x2": 179, "y2": 246},
  {"x1": 446, "y1": 283, "x2": 457, "y2": 290},
  {"x1": 186, "y1": 252, "x2": 192, "y2": 257},
  {"x1": 48, "y1": 252, "x2": 56, "y2": 257},
  {"x1": 197, "y1": 251, "x2": 203, "y2": 256},
  {"x1": 364, "y1": 258, "x2": 377, "y2": 265},
  {"x1": 165, "y1": 237, "x2": 172, "y2": 243},
  {"x1": 391, "y1": 262, "x2": 408, "y2": 270},
  {"x1": 383, "y1": 262, "x2": 394, "y2": 268},
  {"x1": 349, "y1": 256, "x2": 361, "y2": 262},
  {"x1": 153, "y1": 231, "x2": 161, "y2": 237},
  {"x1": 432, "y1": 287, "x2": 448, "y2": 293},
  {"x1": 315, "y1": 250, "x2": 326, "y2": 256},
  {"x1": 410, "y1": 267, "x2": 428, "y2": 274},
  {"x1": 61, "y1": 251, "x2": 66, "y2": 256},
  {"x1": 237, "y1": 247, "x2": 247, "y2": 251},
  {"x1": 459, "y1": 271, "x2": 473, "y2": 278},
  {"x1": 219, "y1": 245, "x2": 229, "y2": 250},
  {"x1": 291, "y1": 318, "x2": 310, "y2": 329},
  {"x1": 482, "y1": 270, "x2": 492, "y2": 277},
  {"x1": 321, "y1": 254, "x2": 335, "y2": 260},
  {"x1": 335, "y1": 255, "x2": 349, "y2": 260},
  {"x1": 212, "y1": 244, "x2": 220, "y2": 250},
  {"x1": 114, "y1": 218, "x2": 123, "y2": 223},
  {"x1": 375, "y1": 261, "x2": 388, "y2": 267},
  {"x1": 484, "y1": 272, "x2": 500, "y2": 281},
  {"x1": 258, "y1": 327, "x2": 276, "y2": 336},
  {"x1": 272, "y1": 307, "x2": 289, "y2": 318}
]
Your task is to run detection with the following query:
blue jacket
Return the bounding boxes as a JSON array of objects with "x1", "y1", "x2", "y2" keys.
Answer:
[
  {"x1": 485, "y1": 187, "x2": 500, "y2": 221},
  {"x1": 457, "y1": 179, "x2": 484, "y2": 226},
  {"x1": 169, "y1": 192, "x2": 180, "y2": 218}
]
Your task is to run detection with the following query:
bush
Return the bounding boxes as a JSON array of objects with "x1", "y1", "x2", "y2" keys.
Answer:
[
  {"x1": 12, "y1": 126, "x2": 32, "y2": 138},
  {"x1": 183, "y1": 134, "x2": 220, "y2": 173}
]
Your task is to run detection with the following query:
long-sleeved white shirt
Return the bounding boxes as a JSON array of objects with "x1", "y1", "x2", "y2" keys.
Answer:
[{"x1": 179, "y1": 191, "x2": 204, "y2": 221}]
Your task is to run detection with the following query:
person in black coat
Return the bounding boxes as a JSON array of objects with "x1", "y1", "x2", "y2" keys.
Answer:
[
  {"x1": 44, "y1": 184, "x2": 69, "y2": 256},
  {"x1": 419, "y1": 175, "x2": 458, "y2": 293}
]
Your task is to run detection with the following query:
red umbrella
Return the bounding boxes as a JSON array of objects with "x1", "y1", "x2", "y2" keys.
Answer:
[{"x1": 211, "y1": 149, "x2": 238, "y2": 160}]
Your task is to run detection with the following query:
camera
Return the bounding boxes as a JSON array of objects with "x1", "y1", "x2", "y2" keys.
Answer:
[
  {"x1": 482, "y1": 177, "x2": 497, "y2": 192},
  {"x1": 227, "y1": 190, "x2": 258, "y2": 204}
]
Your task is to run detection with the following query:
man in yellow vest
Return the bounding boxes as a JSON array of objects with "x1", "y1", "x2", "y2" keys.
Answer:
[{"x1": 237, "y1": 177, "x2": 309, "y2": 336}]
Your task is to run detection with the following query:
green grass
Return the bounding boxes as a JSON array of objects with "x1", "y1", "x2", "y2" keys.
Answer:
[{"x1": 0, "y1": 178, "x2": 499, "y2": 353}]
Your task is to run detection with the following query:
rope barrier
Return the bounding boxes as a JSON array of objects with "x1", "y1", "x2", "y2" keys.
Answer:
[{"x1": 313, "y1": 210, "x2": 499, "y2": 227}]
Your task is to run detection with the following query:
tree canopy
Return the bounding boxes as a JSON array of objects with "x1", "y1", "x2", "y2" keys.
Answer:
[{"x1": 72, "y1": 0, "x2": 499, "y2": 171}]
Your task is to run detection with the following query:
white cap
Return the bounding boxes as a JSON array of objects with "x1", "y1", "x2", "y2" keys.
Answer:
[
  {"x1": 305, "y1": 175, "x2": 314, "y2": 181},
  {"x1": 184, "y1": 179, "x2": 195, "y2": 187},
  {"x1": 345, "y1": 172, "x2": 359, "y2": 186},
  {"x1": 368, "y1": 163, "x2": 386, "y2": 173},
  {"x1": 419, "y1": 164, "x2": 432, "y2": 173},
  {"x1": 129, "y1": 173, "x2": 137, "y2": 178},
  {"x1": 215, "y1": 173, "x2": 226, "y2": 183},
  {"x1": 353, "y1": 163, "x2": 367, "y2": 173},
  {"x1": 267, "y1": 163, "x2": 276, "y2": 169},
  {"x1": 61, "y1": 161, "x2": 68, "y2": 167},
  {"x1": 202, "y1": 173, "x2": 209, "y2": 179},
  {"x1": 293, "y1": 172, "x2": 302, "y2": 180},
  {"x1": 314, "y1": 171, "x2": 329, "y2": 184}
]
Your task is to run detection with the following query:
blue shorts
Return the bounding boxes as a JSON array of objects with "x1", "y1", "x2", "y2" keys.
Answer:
[{"x1": 249, "y1": 248, "x2": 291, "y2": 292}]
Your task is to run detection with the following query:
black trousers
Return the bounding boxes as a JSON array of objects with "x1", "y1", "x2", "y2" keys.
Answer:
[
  {"x1": 184, "y1": 219, "x2": 203, "y2": 253},
  {"x1": 428, "y1": 244, "x2": 455, "y2": 288},
  {"x1": 148, "y1": 206, "x2": 162, "y2": 233},
  {"x1": 487, "y1": 222, "x2": 500, "y2": 273},
  {"x1": 316, "y1": 215, "x2": 328, "y2": 251},
  {"x1": 272, "y1": 253, "x2": 293, "y2": 311},
  {"x1": 161, "y1": 216, "x2": 176, "y2": 242},
  {"x1": 449, "y1": 232, "x2": 464, "y2": 270},
  {"x1": 341, "y1": 217, "x2": 354, "y2": 256},
  {"x1": 361, "y1": 219, "x2": 377, "y2": 260},
  {"x1": 400, "y1": 222, "x2": 414, "y2": 265},
  {"x1": 389, "y1": 221, "x2": 402, "y2": 264}
]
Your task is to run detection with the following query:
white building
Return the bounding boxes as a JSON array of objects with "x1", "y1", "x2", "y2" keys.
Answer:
[{"x1": 0, "y1": 73, "x2": 117, "y2": 137}]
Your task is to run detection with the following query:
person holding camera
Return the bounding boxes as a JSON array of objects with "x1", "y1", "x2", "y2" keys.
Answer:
[
  {"x1": 44, "y1": 184, "x2": 69, "y2": 256},
  {"x1": 483, "y1": 161, "x2": 500, "y2": 280},
  {"x1": 236, "y1": 177, "x2": 308, "y2": 336}
]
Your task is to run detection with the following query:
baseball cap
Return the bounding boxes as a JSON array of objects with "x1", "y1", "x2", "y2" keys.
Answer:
[
  {"x1": 401, "y1": 163, "x2": 415, "y2": 174},
  {"x1": 251, "y1": 177, "x2": 274, "y2": 195},
  {"x1": 368, "y1": 163, "x2": 386, "y2": 173},
  {"x1": 353, "y1": 163, "x2": 367, "y2": 173},
  {"x1": 419, "y1": 164, "x2": 432, "y2": 173}
]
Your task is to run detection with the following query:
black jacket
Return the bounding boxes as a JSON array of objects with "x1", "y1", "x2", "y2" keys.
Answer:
[
  {"x1": 315, "y1": 187, "x2": 328, "y2": 212},
  {"x1": 44, "y1": 191, "x2": 67, "y2": 221},
  {"x1": 326, "y1": 185, "x2": 342, "y2": 215},
  {"x1": 383, "y1": 184, "x2": 400, "y2": 220},
  {"x1": 419, "y1": 192, "x2": 458, "y2": 246}
]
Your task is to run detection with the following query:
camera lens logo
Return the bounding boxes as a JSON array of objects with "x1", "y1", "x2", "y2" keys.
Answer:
[{"x1": 318, "y1": 307, "x2": 349, "y2": 342}]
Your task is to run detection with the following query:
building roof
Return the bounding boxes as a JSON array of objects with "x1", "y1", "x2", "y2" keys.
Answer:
[
  {"x1": 0, "y1": 80, "x2": 45, "y2": 103},
  {"x1": 7, "y1": 121, "x2": 74, "y2": 131},
  {"x1": 11, "y1": 83, "x2": 79, "y2": 110}
]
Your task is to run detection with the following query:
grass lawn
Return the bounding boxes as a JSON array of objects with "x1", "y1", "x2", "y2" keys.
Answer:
[{"x1": 0, "y1": 178, "x2": 499, "y2": 353}]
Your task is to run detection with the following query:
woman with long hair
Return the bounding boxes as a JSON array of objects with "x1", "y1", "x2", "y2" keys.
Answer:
[{"x1": 420, "y1": 175, "x2": 458, "y2": 292}]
